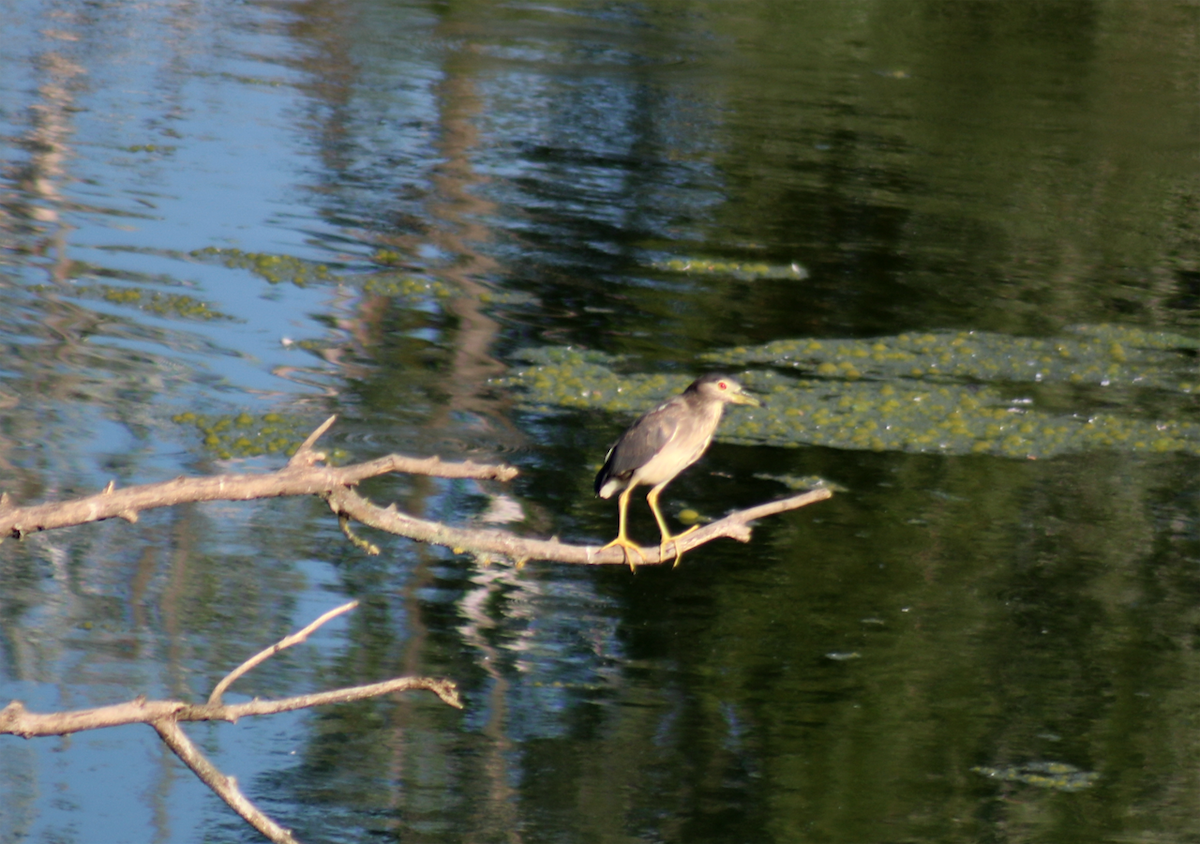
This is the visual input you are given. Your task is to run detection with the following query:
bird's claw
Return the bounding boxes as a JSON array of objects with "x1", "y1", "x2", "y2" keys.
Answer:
[
  {"x1": 600, "y1": 536, "x2": 647, "y2": 572},
  {"x1": 660, "y1": 525, "x2": 700, "y2": 568}
]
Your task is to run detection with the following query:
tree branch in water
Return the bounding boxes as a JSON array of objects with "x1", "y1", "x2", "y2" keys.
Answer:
[
  {"x1": 0, "y1": 601, "x2": 462, "y2": 844},
  {"x1": 0, "y1": 414, "x2": 832, "y2": 564}
]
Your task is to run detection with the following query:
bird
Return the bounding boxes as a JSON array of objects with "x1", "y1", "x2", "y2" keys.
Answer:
[{"x1": 594, "y1": 373, "x2": 763, "y2": 571}]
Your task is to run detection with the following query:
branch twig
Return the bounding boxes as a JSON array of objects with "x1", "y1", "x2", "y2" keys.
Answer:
[{"x1": 209, "y1": 600, "x2": 359, "y2": 705}]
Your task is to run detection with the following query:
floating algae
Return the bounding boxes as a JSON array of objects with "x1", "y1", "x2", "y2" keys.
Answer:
[
  {"x1": 499, "y1": 347, "x2": 671, "y2": 414},
  {"x1": 361, "y1": 272, "x2": 454, "y2": 301},
  {"x1": 705, "y1": 324, "x2": 1199, "y2": 392},
  {"x1": 172, "y1": 411, "x2": 347, "y2": 462},
  {"x1": 190, "y1": 246, "x2": 470, "y2": 305},
  {"x1": 190, "y1": 247, "x2": 334, "y2": 287},
  {"x1": 497, "y1": 330, "x2": 1200, "y2": 460},
  {"x1": 650, "y1": 257, "x2": 808, "y2": 281},
  {"x1": 754, "y1": 473, "x2": 847, "y2": 492},
  {"x1": 49, "y1": 284, "x2": 235, "y2": 321},
  {"x1": 972, "y1": 761, "x2": 1099, "y2": 792}
]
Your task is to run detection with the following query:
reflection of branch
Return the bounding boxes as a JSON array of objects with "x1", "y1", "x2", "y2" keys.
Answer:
[
  {"x1": 0, "y1": 602, "x2": 462, "y2": 844},
  {"x1": 0, "y1": 415, "x2": 832, "y2": 564}
]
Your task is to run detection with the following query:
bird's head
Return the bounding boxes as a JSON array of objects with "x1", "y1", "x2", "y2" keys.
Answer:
[{"x1": 687, "y1": 373, "x2": 763, "y2": 407}]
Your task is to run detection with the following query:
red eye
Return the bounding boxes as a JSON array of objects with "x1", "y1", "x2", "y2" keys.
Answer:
[{"x1": 718, "y1": 381, "x2": 727, "y2": 390}]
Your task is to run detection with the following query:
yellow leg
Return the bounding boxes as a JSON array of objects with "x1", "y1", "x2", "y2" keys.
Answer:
[
  {"x1": 599, "y1": 485, "x2": 647, "y2": 572},
  {"x1": 646, "y1": 485, "x2": 699, "y2": 568}
]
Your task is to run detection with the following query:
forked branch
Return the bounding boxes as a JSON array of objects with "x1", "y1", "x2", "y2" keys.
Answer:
[{"x1": 0, "y1": 601, "x2": 463, "y2": 844}]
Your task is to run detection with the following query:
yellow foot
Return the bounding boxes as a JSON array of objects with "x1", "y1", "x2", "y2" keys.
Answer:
[
  {"x1": 600, "y1": 536, "x2": 647, "y2": 572},
  {"x1": 660, "y1": 525, "x2": 700, "y2": 568}
]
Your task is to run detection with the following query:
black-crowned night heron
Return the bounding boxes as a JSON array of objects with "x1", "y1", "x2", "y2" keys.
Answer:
[{"x1": 594, "y1": 373, "x2": 762, "y2": 570}]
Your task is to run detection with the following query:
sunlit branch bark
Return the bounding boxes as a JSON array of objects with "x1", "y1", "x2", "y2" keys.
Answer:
[
  {"x1": 0, "y1": 603, "x2": 463, "y2": 844},
  {"x1": 327, "y1": 485, "x2": 831, "y2": 566},
  {"x1": 0, "y1": 415, "x2": 518, "y2": 539},
  {"x1": 0, "y1": 675, "x2": 463, "y2": 738}
]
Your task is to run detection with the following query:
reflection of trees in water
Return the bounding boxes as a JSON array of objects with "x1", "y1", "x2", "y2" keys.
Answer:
[
  {"x1": 0, "y1": 19, "x2": 233, "y2": 477},
  {"x1": 379, "y1": 24, "x2": 520, "y2": 843},
  {"x1": 2, "y1": 23, "x2": 86, "y2": 477}
]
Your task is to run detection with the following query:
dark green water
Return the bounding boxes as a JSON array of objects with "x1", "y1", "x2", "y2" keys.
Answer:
[{"x1": 1, "y1": 1, "x2": 1198, "y2": 842}]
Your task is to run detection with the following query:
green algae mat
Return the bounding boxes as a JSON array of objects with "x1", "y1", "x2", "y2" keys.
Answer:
[{"x1": 498, "y1": 325, "x2": 1200, "y2": 460}]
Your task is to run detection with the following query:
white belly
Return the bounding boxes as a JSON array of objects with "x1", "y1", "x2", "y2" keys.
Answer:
[{"x1": 629, "y1": 429, "x2": 713, "y2": 488}]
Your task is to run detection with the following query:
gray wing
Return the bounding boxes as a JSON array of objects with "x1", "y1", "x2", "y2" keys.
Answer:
[{"x1": 594, "y1": 399, "x2": 682, "y2": 494}]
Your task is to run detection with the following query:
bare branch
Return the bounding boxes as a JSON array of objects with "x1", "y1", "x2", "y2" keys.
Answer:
[
  {"x1": 1, "y1": 697, "x2": 187, "y2": 738},
  {"x1": 288, "y1": 414, "x2": 338, "y2": 466},
  {"x1": 0, "y1": 402, "x2": 835, "y2": 841},
  {"x1": 1, "y1": 416, "x2": 518, "y2": 539},
  {"x1": 209, "y1": 599, "x2": 360, "y2": 706},
  {"x1": 153, "y1": 718, "x2": 300, "y2": 844},
  {"x1": 327, "y1": 486, "x2": 833, "y2": 566},
  {"x1": 1, "y1": 676, "x2": 461, "y2": 738},
  {"x1": 217, "y1": 676, "x2": 463, "y2": 719}
]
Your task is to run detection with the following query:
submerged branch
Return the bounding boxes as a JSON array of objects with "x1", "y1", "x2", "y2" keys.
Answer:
[{"x1": 153, "y1": 718, "x2": 300, "y2": 844}]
